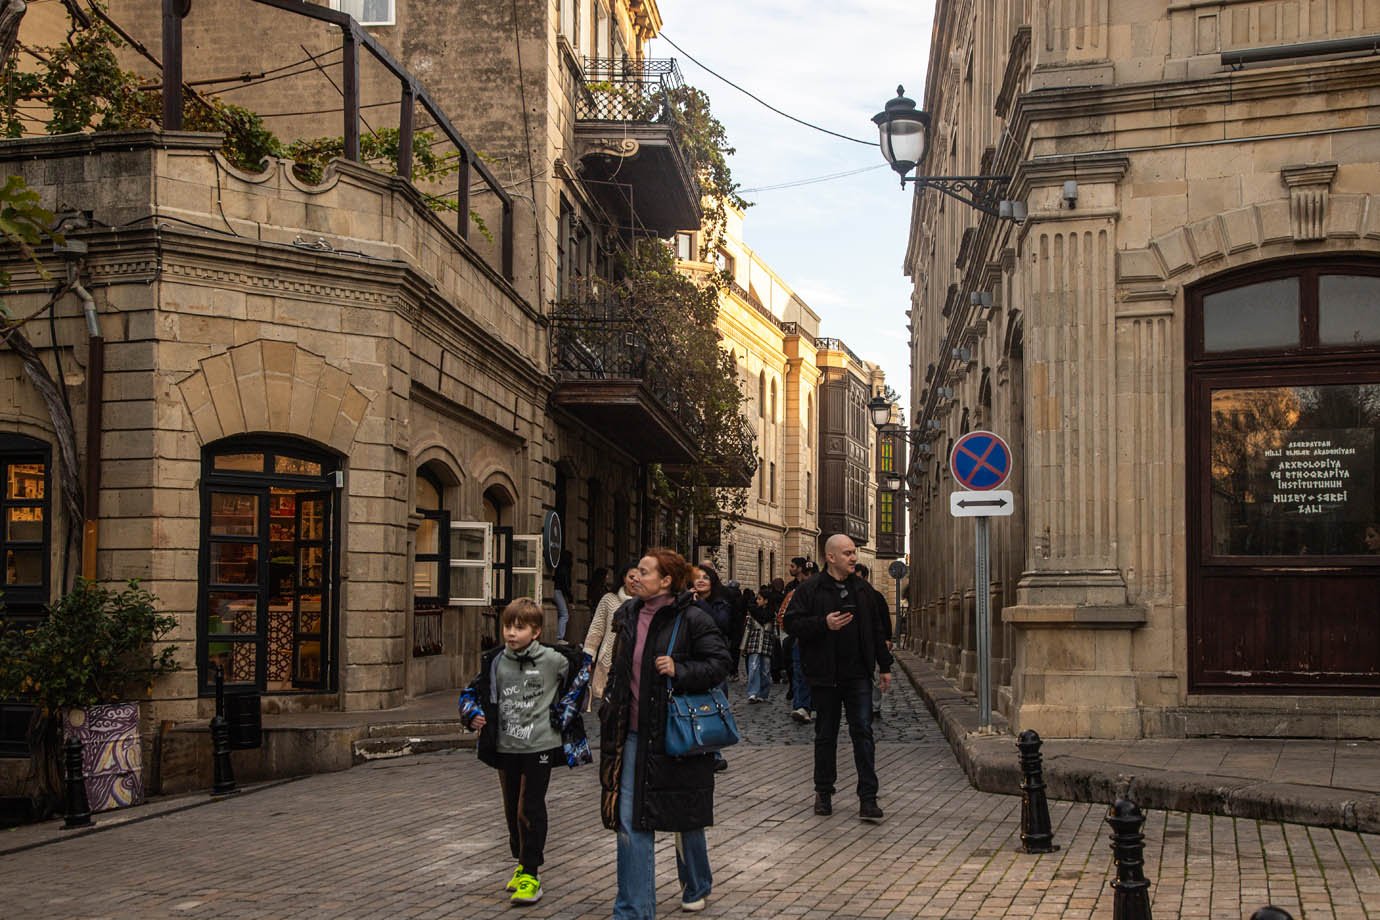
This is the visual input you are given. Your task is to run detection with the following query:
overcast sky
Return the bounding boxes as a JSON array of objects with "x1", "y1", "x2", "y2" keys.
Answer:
[{"x1": 650, "y1": 0, "x2": 936, "y2": 415}]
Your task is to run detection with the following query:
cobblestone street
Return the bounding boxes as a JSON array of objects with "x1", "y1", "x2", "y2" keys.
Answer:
[{"x1": 5, "y1": 673, "x2": 1380, "y2": 919}]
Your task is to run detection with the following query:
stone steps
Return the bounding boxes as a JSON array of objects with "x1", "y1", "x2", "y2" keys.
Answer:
[{"x1": 352, "y1": 732, "x2": 475, "y2": 764}]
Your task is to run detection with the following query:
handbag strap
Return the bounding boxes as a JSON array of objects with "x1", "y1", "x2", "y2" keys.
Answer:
[{"x1": 664, "y1": 610, "x2": 685, "y2": 693}]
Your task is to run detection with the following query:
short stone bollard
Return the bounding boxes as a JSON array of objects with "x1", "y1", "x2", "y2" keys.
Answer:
[
  {"x1": 1107, "y1": 796, "x2": 1152, "y2": 920},
  {"x1": 1249, "y1": 908, "x2": 1294, "y2": 920},
  {"x1": 1017, "y1": 729, "x2": 1058, "y2": 853},
  {"x1": 61, "y1": 736, "x2": 94, "y2": 830},
  {"x1": 210, "y1": 665, "x2": 239, "y2": 797}
]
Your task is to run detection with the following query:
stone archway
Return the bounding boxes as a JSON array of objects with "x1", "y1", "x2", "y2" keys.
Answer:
[{"x1": 176, "y1": 340, "x2": 374, "y2": 454}]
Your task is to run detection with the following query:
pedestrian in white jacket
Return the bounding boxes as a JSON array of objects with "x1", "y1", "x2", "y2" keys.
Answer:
[{"x1": 584, "y1": 561, "x2": 638, "y2": 704}]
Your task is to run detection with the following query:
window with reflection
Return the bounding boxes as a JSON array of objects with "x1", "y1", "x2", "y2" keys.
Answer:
[
  {"x1": 0, "y1": 435, "x2": 50, "y2": 617},
  {"x1": 414, "y1": 470, "x2": 448, "y2": 603},
  {"x1": 200, "y1": 439, "x2": 337, "y2": 694},
  {"x1": 1210, "y1": 383, "x2": 1380, "y2": 557}
]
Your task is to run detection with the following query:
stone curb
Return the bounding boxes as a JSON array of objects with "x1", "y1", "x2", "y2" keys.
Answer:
[{"x1": 893, "y1": 650, "x2": 1380, "y2": 833}]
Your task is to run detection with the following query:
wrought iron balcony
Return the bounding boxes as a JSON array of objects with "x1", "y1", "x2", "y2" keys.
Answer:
[
  {"x1": 548, "y1": 292, "x2": 700, "y2": 464},
  {"x1": 573, "y1": 58, "x2": 702, "y2": 237}
]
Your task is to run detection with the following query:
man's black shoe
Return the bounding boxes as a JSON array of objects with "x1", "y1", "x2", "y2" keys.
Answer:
[
  {"x1": 859, "y1": 799, "x2": 884, "y2": 823},
  {"x1": 813, "y1": 793, "x2": 832, "y2": 816},
  {"x1": 714, "y1": 757, "x2": 728, "y2": 772}
]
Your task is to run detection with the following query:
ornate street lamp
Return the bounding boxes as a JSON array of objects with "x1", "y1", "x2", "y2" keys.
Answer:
[
  {"x1": 873, "y1": 86, "x2": 1024, "y2": 220},
  {"x1": 868, "y1": 394, "x2": 894, "y2": 430}
]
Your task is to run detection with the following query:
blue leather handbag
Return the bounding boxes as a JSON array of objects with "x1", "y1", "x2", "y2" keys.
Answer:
[{"x1": 664, "y1": 611, "x2": 741, "y2": 757}]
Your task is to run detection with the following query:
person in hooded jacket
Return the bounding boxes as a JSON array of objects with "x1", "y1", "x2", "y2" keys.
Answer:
[{"x1": 599, "y1": 547, "x2": 731, "y2": 918}]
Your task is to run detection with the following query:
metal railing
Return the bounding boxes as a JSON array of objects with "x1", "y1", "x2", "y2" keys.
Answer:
[
  {"x1": 158, "y1": 0, "x2": 514, "y2": 280},
  {"x1": 548, "y1": 292, "x2": 699, "y2": 435},
  {"x1": 816, "y1": 337, "x2": 866, "y2": 367},
  {"x1": 578, "y1": 57, "x2": 685, "y2": 122}
]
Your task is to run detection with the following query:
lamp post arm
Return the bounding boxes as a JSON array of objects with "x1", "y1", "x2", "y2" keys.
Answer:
[{"x1": 906, "y1": 175, "x2": 1012, "y2": 216}]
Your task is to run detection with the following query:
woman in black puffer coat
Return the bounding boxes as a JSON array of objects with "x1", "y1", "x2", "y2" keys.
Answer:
[{"x1": 599, "y1": 547, "x2": 731, "y2": 919}]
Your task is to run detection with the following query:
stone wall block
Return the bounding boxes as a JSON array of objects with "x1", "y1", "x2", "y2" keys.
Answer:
[
  {"x1": 1364, "y1": 195, "x2": 1380, "y2": 240},
  {"x1": 1115, "y1": 248, "x2": 1165, "y2": 283},
  {"x1": 289, "y1": 349, "x2": 326, "y2": 434},
  {"x1": 232, "y1": 341, "x2": 270, "y2": 432},
  {"x1": 1325, "y1": 193, "x2": 1366, "y2": 240},
  {"x1": 1219, "y1": 206, "x2": 1261, "y2": 254},
  {"x1": 262, "y1": 340, "x2": 297, "y2": 432},
  {"x1": 201, "y1": 353, "x2": 247, "y2": 436},
  {"x1": 1188, "y1": 216, "x2": 1226, "y2": 264},
  {"x1": 309, "y1": 365, "x2": 347, "y2": 445},
  {"x1": 1258, "y1": 200, "x2": 1294, "y2": 245},
  {"x1": 328, "y1": 386, "x2": 372, "y2": 454},
  {"x1": 1150, "y1": 227, "x2": 1195, "y2": 277}
]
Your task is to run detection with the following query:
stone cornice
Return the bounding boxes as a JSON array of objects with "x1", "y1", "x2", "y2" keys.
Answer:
[
  {"x1": 1010, "y1": 154, "x2": 1130, "y2": 201},
  {"x1": 994, "y1": 26, "x2": 1032, "y2": 119},
  {"x1": 1007, "y1": 55, "x2": 1380, "y2": 137},
  {"x1": 0, "y1": 129, "x2": 220, "y2": 161},
  {"x1": 68, "y1": 225, "x2": 549, "y2": 391}
]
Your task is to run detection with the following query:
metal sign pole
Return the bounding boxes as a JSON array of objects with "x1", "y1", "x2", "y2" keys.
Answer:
[{"x1": 975, "y1": 516, "x2": 992, "y2": 730}]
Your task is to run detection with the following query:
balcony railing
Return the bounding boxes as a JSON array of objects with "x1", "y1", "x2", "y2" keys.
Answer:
[
  {"x1": 578, "y1": 57, "x2": 685, "y2": 123},
  {"x1": 572, "y1": 58, "x2": 702, "y2": 235},
  {"x1": 548, "y1": 293, "x2": 700, "y2": 438},
  {"x1": 816, "y1": 337, "x2": 867, "y2": 368}
]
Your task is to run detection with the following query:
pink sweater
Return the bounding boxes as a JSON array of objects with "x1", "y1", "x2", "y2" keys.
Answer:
[{"x1": 628, "y1": 593, "x2": 673, "y2": 732}]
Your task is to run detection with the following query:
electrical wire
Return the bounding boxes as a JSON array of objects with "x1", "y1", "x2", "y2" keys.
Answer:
[
  {"x1": 739, "y1": 164, "x2": 889, "y2": 194},
  {"x1": 657, "y1": 33, "x2": 878, "y2": 147}
]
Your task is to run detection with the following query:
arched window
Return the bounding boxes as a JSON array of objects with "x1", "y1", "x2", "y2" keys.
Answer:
[
  {"x1": 414, "y1": 466, "x2": 449, "y2": 606},
  {"x1": 770, "y1": 378, "x2": 778, "y2": 424},
  {"x1": 200, "y1": 437, "x2": 339, "y2": 694},
  {"x1": 758, "y1": 371, "x2": 766, "y2": 418},
  {"x1": 1187, "y1": 258, "x2": 1380, "y2": 694}
]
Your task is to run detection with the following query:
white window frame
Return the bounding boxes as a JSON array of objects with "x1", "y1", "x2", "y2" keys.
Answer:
[
  {"x1": 512, "y1": 534, "x2": 542, "y2": 602},
  {"x1": 329, "y1": 0, "x2": 396, "y2": 27},
  {"x1": 449, "y1": 521, "x2": 492, "y2": 606}
]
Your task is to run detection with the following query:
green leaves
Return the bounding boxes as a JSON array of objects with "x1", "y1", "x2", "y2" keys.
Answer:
[
  {"x1": 0, "y1": 579, "x2": 180, "y2": 712},
  {"x1": 0, "y1": 174, "x2": 54, "y2": 288}
]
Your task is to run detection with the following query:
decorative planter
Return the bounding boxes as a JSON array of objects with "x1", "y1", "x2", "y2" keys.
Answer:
[{"x1": 64, "y1": 703, "x2": 144, "y2": 812}]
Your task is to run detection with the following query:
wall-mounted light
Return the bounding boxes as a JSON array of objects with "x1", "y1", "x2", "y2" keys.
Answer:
[
  {"x1": 1062, "y1": 179, "x2": 1079, "y2": 208},
  {"x1": 874, "y1": 86, "x2": 1024, "y2": 220}
]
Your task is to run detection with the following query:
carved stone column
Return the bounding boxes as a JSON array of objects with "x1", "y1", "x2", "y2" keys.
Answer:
[{"x1": 1002, "y1": 156, "x2": 1146, "y2": 738}]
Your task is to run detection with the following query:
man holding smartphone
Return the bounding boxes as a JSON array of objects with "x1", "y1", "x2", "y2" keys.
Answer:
[{"x1": 783, "y1": 534, "x2": 894, "y2": 823}]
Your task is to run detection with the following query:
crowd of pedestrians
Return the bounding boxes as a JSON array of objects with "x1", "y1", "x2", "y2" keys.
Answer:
[{"x1": 460, "y1": 535, "x2": 896, "y2": 917}]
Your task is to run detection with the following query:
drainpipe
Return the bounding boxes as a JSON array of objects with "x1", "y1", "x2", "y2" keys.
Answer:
[{"x1": 68, "y1": 263, "x2": 102, "y2": 580}]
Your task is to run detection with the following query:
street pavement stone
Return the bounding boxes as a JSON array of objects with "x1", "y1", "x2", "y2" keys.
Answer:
[{"x1": 4, "y1": 674, "x2": 1380, "y2": 918}]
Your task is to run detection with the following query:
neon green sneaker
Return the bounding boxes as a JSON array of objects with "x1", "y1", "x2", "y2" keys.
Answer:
[
  {"x1": 510, "y1": 872, "x2": 542, "y2": 905},
  {"x1": 505, "y1": 864, "x2": 524, "y2": 892}
]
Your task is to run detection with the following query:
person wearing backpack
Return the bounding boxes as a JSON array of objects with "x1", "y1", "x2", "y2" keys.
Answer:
[{"x1": 457, "y1": 598, "x2": 593, "y2": 905}]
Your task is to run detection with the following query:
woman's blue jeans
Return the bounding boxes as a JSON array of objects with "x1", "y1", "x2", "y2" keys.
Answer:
[
  {"x1": 614, "y1": 731, "x2": 712, "y2": 918},
  {"x1": 746, "y1": 652, "x2": 771, "y2": 700}
]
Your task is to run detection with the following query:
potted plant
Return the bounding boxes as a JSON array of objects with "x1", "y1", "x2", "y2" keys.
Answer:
[{"x1": 0, "y1": 579, "x2": 178, "y2": 817}]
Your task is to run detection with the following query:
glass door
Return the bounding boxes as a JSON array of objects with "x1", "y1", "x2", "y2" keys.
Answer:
[
  {"x1": 292, "y1": 492, "x2": 330, "y2": 688},
  {"x1": 200, "y1": 440, "x2": 338, "y2": 695}
]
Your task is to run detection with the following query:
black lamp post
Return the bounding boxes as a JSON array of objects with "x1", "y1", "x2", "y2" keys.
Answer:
[{"x1": 873, "y1": 86, "x2": 1022, "y2": 220}]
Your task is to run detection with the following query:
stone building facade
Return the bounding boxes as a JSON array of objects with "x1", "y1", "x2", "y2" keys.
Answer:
[
  {"x1": 1, "y1": 0, "x2": 718, "y2": 795},
  {"x1": 676, "y1": 209, "x2": 899, "y2": 592},
  {"x1": 905, "y1": 0, "x2": 1380, "y2": 738}
]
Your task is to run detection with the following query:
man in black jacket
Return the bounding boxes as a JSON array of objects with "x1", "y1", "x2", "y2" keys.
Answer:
[{"x1": 784, "y1": 534, "x2": 893, "y2": 823}]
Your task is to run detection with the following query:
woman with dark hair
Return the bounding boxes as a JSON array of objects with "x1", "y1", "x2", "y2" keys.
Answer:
[
  {"x1": 600, "y1": 548, "x2": 731, "y2": 917},
  {"x1": 690, "y1": 564, "x2": 732, "y2": 637},
  {"x1": 585, "y1": 561, "x2": 638, "y2": 705},
  {"x1": 741, "y1": 589, "x2": 778, "y2": 703}
]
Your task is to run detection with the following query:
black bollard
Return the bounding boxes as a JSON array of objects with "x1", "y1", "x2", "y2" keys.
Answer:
[
  {"x1": 1249, "y1": 909, "x2": 1294, "y2": 920},
  {"x1": 210, "y1": 665, "x2": 238, "y2": 797},
  {"x1": 1107, "y1": 797, "x2": 1153, "y2": 920},
  {"x1": 61, "y1": 736, "x2": 94, "y2": 829},
  {"x1": 1017, "y1": 729, "x2": 1059, "y2": 853}
]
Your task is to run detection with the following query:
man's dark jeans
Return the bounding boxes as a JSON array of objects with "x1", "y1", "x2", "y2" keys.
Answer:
[{"x1": 811, "y1": 678, "x2": 877, "y2": 801}]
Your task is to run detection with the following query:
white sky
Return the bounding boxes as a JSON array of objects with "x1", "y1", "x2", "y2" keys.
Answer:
[{"x1": 651, "y1": 0, "x2": 937, "y2": 416}]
